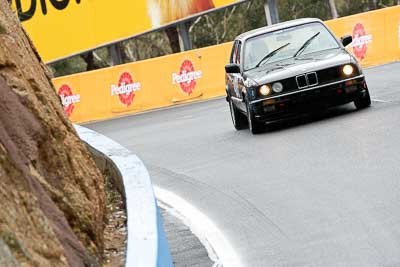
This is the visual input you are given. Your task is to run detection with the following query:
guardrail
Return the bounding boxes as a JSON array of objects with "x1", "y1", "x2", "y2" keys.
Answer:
[{"x1": 74, "y1": 125, "x2": 173, "y2": 267}]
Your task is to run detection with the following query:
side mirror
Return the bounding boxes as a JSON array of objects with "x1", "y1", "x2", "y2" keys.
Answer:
[
  {"x1": 341, "y1": 35, "x2": 353, "y2": 47},
  {"x1": 225, "y1": 63, "x2": 241, "y2": 74}
]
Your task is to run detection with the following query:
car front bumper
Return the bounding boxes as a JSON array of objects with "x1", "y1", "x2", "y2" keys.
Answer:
[{"x1": 249, "y1": 75, "x2": 368, "y2": 123}]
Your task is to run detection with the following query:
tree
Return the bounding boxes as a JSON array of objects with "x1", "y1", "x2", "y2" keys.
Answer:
[
  {"x1": 165, "y1": 27, "x2": 181, "y2": 53},
  {"x1": 327, "y1": 0, "x2": 339, "y2": 18},
  {"x1": 81, "y1": 51, "x2": 107, "y2": 71},
  {"x1": 368, "y1": 0, "x2": 379, "y2": 9}
]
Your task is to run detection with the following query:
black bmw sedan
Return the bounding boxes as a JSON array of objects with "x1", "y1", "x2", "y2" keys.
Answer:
[{"x1": 225, "y1": 18, "x2": 371, "y2": 134}]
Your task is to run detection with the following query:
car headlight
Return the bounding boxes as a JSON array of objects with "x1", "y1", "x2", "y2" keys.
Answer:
[
  {"x1": 259, "y1": 84, "x2": 272, "y2": 96},
  {"x1": 272, "y1": 82, "x2": 283, "y2": 93},
  {"x1": 343, "y1": 64, "x2": 354, "y2": 76}
]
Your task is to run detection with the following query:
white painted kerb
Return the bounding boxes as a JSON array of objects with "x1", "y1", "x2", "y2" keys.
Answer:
[
  {"x1": 154, "y1": 186, "x2": 243, "y2": 267},
  {"x1": 74, "y1": 125, "x2": 172, "y2": 267}
]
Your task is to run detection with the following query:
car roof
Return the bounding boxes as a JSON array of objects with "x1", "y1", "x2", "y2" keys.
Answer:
[{"x1": 235, "y1": 18, "x2": 324, "y2": 42}]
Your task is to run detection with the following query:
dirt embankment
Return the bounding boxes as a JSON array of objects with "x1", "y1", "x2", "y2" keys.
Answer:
[{"x1": 0, "y1": 0, "x2": 105, "y2": 266}]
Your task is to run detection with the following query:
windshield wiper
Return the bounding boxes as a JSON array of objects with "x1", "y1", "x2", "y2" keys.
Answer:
[
  {"x1": 293, "y1": 32, "x2": 320, "y2": 58},
  {"x1": 255, "y1": 42, "x2": 291, "y2": 68}
]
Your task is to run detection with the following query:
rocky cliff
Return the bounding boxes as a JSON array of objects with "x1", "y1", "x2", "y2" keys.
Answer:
[{"x1": 0, "y1": 0, "x2": 105, "y2": 266}]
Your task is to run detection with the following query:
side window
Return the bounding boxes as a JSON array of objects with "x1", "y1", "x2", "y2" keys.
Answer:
[
  {"x1": 230, "y1": 41, "x2": 238, "y2": 63},
  {"x1": 230, "y1": 41, "x2": 242, "y2": 65},
  {"x1": 236, "y1": 42, "x2": 242, "y2": 64}
]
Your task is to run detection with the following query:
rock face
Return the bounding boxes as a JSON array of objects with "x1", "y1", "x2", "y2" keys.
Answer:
[{"x1": 0, "y1": 1, "x2": 105, "y2": 266}]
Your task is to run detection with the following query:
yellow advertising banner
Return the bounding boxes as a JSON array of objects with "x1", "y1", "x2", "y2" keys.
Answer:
[
  {"x1": 53, "y1": 6, "x2": 400, "y2": 124},
  {"x1": 10, "y1": 0, "x2": 245, "y2": 63},
  {"x1": 52, "y1": 42, "x2": 232, "y2": 122}
]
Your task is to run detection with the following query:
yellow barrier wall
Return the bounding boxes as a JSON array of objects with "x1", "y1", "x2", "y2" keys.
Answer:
[
  {"x1": 53, "y1": 43, "x2": 233, "y2": 122},
  {"x1": 53, "y1": 6, "x2": 400, "y2": 123}
]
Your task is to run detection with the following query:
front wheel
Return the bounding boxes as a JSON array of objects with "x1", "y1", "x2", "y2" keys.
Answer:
[
  {"x1": 354, "y1": 89, "x2": 371, "y2": 110},
  {"x1": 246, "y1": 99, "x2": 263, "y2": 134},
  {"x1": 229, "y1": 98, "x2": 247, "y2": 130}
]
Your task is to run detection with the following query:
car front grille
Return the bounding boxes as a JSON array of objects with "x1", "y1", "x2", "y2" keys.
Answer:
[
  {"x1": 307, "y1": 72, "x2": 318, "y2": 86},
  {"x1": 296, "y1": 72, "x2": 318, "y2": 89},
  {"x1": 296, "y1": 75, "x2": 308, "y2": 88}
]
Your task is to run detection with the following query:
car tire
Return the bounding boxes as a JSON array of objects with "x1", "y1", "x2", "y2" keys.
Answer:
[
  {"x1": 229, "y1": 98, "x2": 247, "y2": 130},
  {"x1": 354, "y1": 89, "x2": 371, "y2": 110},
  {"x1": 246, "y1": 99, "x2": 263, "y2": 134}
]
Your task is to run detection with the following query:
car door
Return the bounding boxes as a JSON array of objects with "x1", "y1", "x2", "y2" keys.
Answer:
[
  {"x1": 227, "y1": 41, "x2": 246, "y2": 111},
  {"x1": 233, "y1": 41, "x2": 246, "y2": 112},
  {"x1": 226, "y1": 41, "x2": 239, "y2": 99}
]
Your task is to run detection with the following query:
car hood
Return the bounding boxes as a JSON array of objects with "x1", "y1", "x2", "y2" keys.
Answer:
[{"x1": 243, "y1": 48, "x2": 352, "y2": 85}]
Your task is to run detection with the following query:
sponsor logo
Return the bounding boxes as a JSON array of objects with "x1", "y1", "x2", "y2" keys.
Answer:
[
  {"x1": 13, "y1": 0, "x2": 82, "y2": 22},
  {"x1": 58, "y1": 84, "x2": 80, "y2": 117},
  {"x1": 172, "y1": 59, "x2": 202, "y2": 95},
  {"x1": 352, "y1": 23, "x2": 373, "y2": 61},
  {"x1": 111, "y1": 71, "x2": 141, "y2": 107}
]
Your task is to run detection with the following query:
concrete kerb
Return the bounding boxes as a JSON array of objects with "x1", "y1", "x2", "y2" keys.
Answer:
[
  {"x1": 74, "y1": 125, "x2": 173, "y2": 267},
  {"x1": 154, "y1": 187, "x2": 243, "y2": 267}
]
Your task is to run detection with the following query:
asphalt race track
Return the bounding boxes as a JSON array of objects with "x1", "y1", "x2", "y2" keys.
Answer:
[{"x1": 87, "y1": 62, "x2": 400, "y2": 266}]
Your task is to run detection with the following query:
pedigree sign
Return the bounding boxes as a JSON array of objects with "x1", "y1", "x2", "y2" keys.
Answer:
[
  {"x1": 58, "y1": 84, "x2": 80, "y2": 118},
  {"x1": 351, "y1": 23, "x2": 372, "y2": 61},
  {"x1": 172, "y1": 59, "x2": 202, "y2": 95},
  {"x1": 111, "y1": 72, "x2": 141, "y2": 107},
  {"x1": 10, "y1": 0, "x2": 245, "y2": 63}
]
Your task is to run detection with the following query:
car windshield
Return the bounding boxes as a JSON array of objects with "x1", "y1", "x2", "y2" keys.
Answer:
[{"x1": 243, "y1": 22, "x2": 340, "y2": 71}]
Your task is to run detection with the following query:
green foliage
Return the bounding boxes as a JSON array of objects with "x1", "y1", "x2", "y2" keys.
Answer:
[
  {"x1": 49, "y1": 56, "x2": 87, "y2": 77},
  {"x1": 121, "y1": 31, "x2": 172, "y2": 62},
  {"x1": 338, "y1": 0, "x2": 399, "y2": 16},
  {"x1": 278, "y1": 0, "x2": 330, "y2": 21},
  {"x1": 50, "y1": 47, "x2": 109, "y2": 77},
  {"x1": 191, "y1": 0, "x2": 266, "y2": 48},
  {"x1": 189, "y1": 0, "x2": 335, "y2": 49}
]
